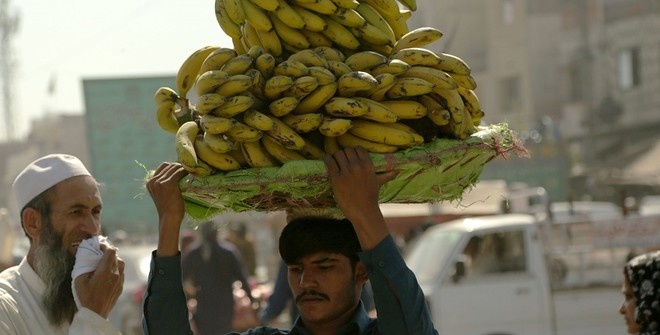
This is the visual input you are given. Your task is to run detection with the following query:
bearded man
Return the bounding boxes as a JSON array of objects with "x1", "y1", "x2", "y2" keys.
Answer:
[{"x1": 0, "y1": 154, "x2": 124, "y2": 334}]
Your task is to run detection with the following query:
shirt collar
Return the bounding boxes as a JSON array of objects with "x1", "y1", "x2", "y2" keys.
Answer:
[
  {"x1": 18, "y1": 256, "x2": 47, "y2": 295},
  {"x1": 290, "y1": 301, "x2": 371, "y2": 335}
]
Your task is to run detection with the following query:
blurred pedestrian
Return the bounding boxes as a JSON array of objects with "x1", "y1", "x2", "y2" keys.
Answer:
[
  {"x1": 619, "y1": 250, "x2": 660, "y2": 335},
  {"x1": 182, "y1": 221, "x2": 257, "y2": 335},
  {"x1": 225, "y1": 221, "x2": 257, "y2": 277}
]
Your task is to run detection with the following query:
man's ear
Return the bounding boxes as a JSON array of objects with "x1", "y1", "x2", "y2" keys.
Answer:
[
  {"x1": 355, "y1": 262, "x2": 368, "y2": 284},
  {"x1": 22, "y1": 208, "x2": 43, "y2": 242}
]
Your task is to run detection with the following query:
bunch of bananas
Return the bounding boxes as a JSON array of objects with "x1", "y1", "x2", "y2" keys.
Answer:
[{"x1": 153, "y1": 0, "x2": 485, "y2": 177}]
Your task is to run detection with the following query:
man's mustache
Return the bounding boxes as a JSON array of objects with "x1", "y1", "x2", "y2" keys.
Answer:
[{"x1": 295, "y1": 290, "x2": 329, "y2": 303}]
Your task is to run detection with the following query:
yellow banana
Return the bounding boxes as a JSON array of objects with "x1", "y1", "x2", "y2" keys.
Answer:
[
  {"x1": 156, "y1": 101, "x2": 180, "y2": 134},
  {"x1": 195, "y1": 93, "x2": 228, "y2": 115},
  {"x1": 300, "y1": 29, "x2": 334, "y2": 47},
  {"x1": 215, "y1": 0, "x2": 241, "y2": 39},
  {"x1": 175, "y1": 121, "x2": 200, "y2": 168},
  {"x1": 241, "y1": 21, "x2": 263, "y2": 50},
  {"x1": 226, "y1": 121, "x2": 263, "y2": 142},
  {"x1": 353, "y1": 97, "x2": 398, "y2": 123},
  {"x1": 195, "y1": 70, "x2": 231, "y2": 96},
  {"x1": 215, "y1": 95, "x2": 256, "y2": 117},
  {"x1": 385, "y1": 77, "x2": 435, "y2": 99},
  {"x1": 449, "y1": 73, "x2": 477, "y2": 90},
  {"x1": 307, "y1": 66, "x2": 337, "y2": 85},
  {"x1": 392, "y1": 27, "x2": 443, "y2": 54},
  {"x1": 386, "y1": 12, "x2": 409, "y2": 40},
  {"x1": 227, "y1": 147, "x2": 248, "y2": 167},
  {"x1": 365, "y1": 72, "x2": 396, "y2": 101},
  {"x1": 319, "y1": 117, "x2": 353, "y2": 137},
  {"x1": 457, "y1": 87, "x2": 483, "y2": 121},
  {"x1": 344, "y1": 51, "x2": 388, "y2": 71},
  {"x1": 355, "y1": 3, "x2": 395, "y2": 44},
  {"x1": 434, "y1": 52, "x2": 471, "y2": 75},
  {"x1": 261, "y1": 135, "x2": 306, "y2": 164},
  {"x1": 181, "y1": 159, "x2": 214, "y2": 177},
  {"x1": 433, "y1": 90, "x2": 465, "y2": 123},
  {"x1": 194, "y1": 137, "x2": 241, "y2": 171},
  {"x1": 293, "y1": 0, "x2": 337, "y2": 15},
  {"x1": 299, "y1": 140, "x2": 326, "y2": 159},
  {"x1": 331, "y1": 8, "x2": 366, "y2": 28},
  {"x1": 243, "y1": 109, "x2": 274, "y2": 131},
  {"x1": 264, "y1": 75, "x2": 296, "y2": 100},
  {"x1": 324, "y1": 134, "x2": 343, "y2": 154},
  {"x1": 240, "y1": 141, "x2": 278, "y2": 167},
  {"x1": 281, "y1": 113, "x2": 324, "y2": 133},
  {"x1": 283, "y1": 76, "x2": 319, "y2": 98},
  {"x1": 369, "y1": 59, "x2": 411, "y2": 77},
  {"x1": 269, "y1": 96, "x2": 300, "y2": 117},
  {"x1": 330, "y1": 0, "x2": 359, "y2": 9},
  {"x1": 270, "y1": 13, "x2": 311, "y2": 50},
  {"x1": 293, "y1": 82, "x2": 338, "y2": 114},
  {"x1": 313, "y1": 46, "x2": 345, "y2": 61},
  {"x1": 273, "y1": 0, "x2": 306, "y2": 29},
  {"x1": 154, "y1": 87, "x2": 180, "y2": 106},
  {"x1": 361, "y1": 0, "x2": 399, "y2": 19},
  {"x1": 255, "y1": 26, "x2": 283, "y2": 57},
  {"x1": 390, "y1": 47, "x2": 440, "y2": 67},
  {"x1": 273, "y1": 60, "x2": 310, "y2": 77},
  {"x1": 324, "y1": 97, "x2": 369, "y2": 117},
  {"x1": 327, "y1": 60, "x2": 353, "y2": 77},
  {"x1": 176, "y1": 45, "x2": 219, "y2": 99},
  {"x1": 223, "y1": 0, "x2": 246, "y2": 25},
  {"x1": 380, "y1": 122, "x2": 423, "y2": 145},
  {"x1": 220, "y1": 54, "x2": 254, "y2": 76},
  {"x1": 352, "y1": 23, "x2": 392, "y2": 47},
  {"x1": 322, "y1": 17, "x2": 360, "y2": 50},
  {"x1": 242, "y1": 0, "x2": 273, "y2": 31},
  {"x1": 266, "y1": 116, "x2": 307, "y2": 150},
  {"x1": 291, "y1": 5, "x2": 328, "y2": 32},
  {"x1": 380, "y1": 99, "x2": 427, "y2": 119},
  {"x1": 214, "y1": 74, "x2": 253, "y2": 97},
  {"x1": 349, "y1": 119, "x2": 415, "y2": 146},
  {"x1": 337, "y1": 132, "x2": 398, "y2": 153},
  {"x1": 199, "y1": 47, "x2": 239, "y2": 73},
  {"x1": 200, "y1": 114, "x2": 235, "y2": 135},
  {"x1": 247, "y1": 45, "x2": 265, "y2": 59},
  {"x1": 203, "y1": 132, "x2": 235, "y2": 153},
  {"x1": 337, "y1": 71, "x2": 379, "y2": 97},
  {"x1": 255, "y1": 52, "x2": 276, "y2": 79},
  {"x1": 397, "y1": 66, "x2": 458, "y2": 91},
  {"x1": 248, "y1": 0, "x2": 279, "y2": 11},
  {"x1": 233, "y1": 37, "x2": 248, "y2": 54},
  {"x1": 426, "y1": 108, "x2": 451, "y2": 126},
  {"x1": 245, "y1": 68, "x2": 266, "y2": 100},
  {"x1": 288, "y1": 49, "x2": 329, "y2": 68}
]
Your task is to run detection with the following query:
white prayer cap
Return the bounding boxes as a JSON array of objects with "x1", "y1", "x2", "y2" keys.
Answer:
[{"x1": 13, "y1": 154, "x2": 92, "y2": 212}]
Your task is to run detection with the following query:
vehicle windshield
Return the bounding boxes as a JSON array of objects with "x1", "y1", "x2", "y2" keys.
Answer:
[{"x1": 404, "y1": 229, "x2": 463, "y2": 286}]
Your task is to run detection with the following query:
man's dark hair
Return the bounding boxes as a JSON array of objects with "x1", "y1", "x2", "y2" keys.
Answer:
[{"x1": 279, "y1": 217, "x2": 361, "y2": 266}]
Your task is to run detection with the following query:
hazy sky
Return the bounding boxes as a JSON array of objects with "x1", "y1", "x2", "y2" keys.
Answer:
[{"x1": 6, "y1": 0, "x2": 234, "y2": 141}]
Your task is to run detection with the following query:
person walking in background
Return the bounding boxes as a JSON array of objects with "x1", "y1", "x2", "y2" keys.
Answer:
[
  {"x1": 0, "y1": 154, "x2": 123, "y2": 334},
  {"x1": 225, "y1": 221, "x2": 257, "y2": 277},
  {"x1": 619, "y1": 250, "x2": 660, "y2": 335},
  {"x1": 182, "y1": 221, "x2": 258, "y2": 335}
]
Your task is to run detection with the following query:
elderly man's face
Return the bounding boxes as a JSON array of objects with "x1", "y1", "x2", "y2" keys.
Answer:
[{"x1": 32, "y1": 175, "x2": 102, "y2": 325}]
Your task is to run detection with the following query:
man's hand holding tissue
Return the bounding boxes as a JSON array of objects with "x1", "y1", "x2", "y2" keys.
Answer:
[{"x1": 73, "y1": 243, "x2": 125, "y2": 318}]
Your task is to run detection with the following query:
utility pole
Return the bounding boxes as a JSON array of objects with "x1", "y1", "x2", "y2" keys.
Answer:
[{"x1": 0, "y1": 0, "x2": 19, "y2": 141}]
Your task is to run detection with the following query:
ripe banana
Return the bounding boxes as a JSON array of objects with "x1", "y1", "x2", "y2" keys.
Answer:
[
  {"x1": 247, "y1": 45, "x2": 265, "y2": 59},
  {"x1": 380, "y1": 99, "x2": 428, "y2": 119},
  {"x1": 194, "y1": 136, "x2": 241, "y2": 171},
  {"x1": 337, "y1": 132, "x2": 398, "y2": 153},
  {"x1": 241, "y1": 22, "x2": 263, "y2": 50},
  {"x1": 223, "y1": 0, "x2": 246, "y2": 25},
  {"x1": 426, "y1": 108, "x2": 451, "y2": 126},
  {"x1": 266, "y1": 116, "x2": 306, "y2": 150},
  {"x1": 433, "y1": 90, "x2": 465, "y2": 123},
  {"x1": 370, "y1": 59, "x2": 411, "y2": 76},
  {"x1": 329, "y1": 0, "x2": 359, "y2": 9},
  {"x1": 283, "y1": 76, "x2": 319, "y2": 98},
  {"x1": 291, "y1": 5, "x2": 328, "y2": 32},
  {"x1": 449, "y1": 73, "x2": 477, "y2": 90},
  {"x1": 243, "y1": 109, "x2": 274, "y2": 131},
  {"x1": 293, "y1": 0, "x2": 337, "y2": 15},
  {"x1": 301, "y1": 29, "x2": 333, "y2": 47},
  {"x1": 273, "y1": 60, "x2": 310, "y2": 78},
  {"x1": 327, "y1": 60, "x2": 353, "y2": 77},
  {"x1": 433, "y1": 52, "x2": 471, "y2": 75},
  {"x1": 281, "y1": 113, "x2": 324, "y2": 133},
  {"x1": 365, "y1": 72, "x2": 397, "y2": 101},
  {"x1": 220, "y1": 54, "x2": 254, "y2": 76},
  {"x1": 331, "y1": 8, "x2": 366, "y2": 28},
  {"x1": 390, "y1": 47, "x2": 440, "y2": 67},
  {"x1": 261, "y1": 135, "x2": 306, "y2": 163},
  {"x1": 337, "y1": 71, "x2": 379, "y2": 97},
  {"x1": 397, "y1": 66, "x2": 458, "y2": 91},
  {"x1": 175, "y1": 121, "x2": 200, "y2": 168},
  {"x1": 264, "y1": 75, "x2": 296, "y2": 100},
  {"x1": 214, "y1": 74, "x2": 253, "y2": 97},
  {"x1": 307, "y1": 66, "x2": 337, "y2": 85},
  {"x1": 154, "y1": 87, "x2": 180, "y2": 106},
  {"x1": 255, "y1": 52, "x2": 277, "y2": 78},
  {"x1": 204, "y1": 132, "x2": 235, "y2": 153},
  {"x1": 386, "y1": 77, "x2": 435, "y2": 99},
  {"x1": 246, "y1": 68, "x2": 267, "y2": 100},
  {"x1": 324, "y1": 134, "x2": 343, "y2": 154},
  {"x1": 457, "y1": 87, "x2": 483, "y2": 122},
  {"x1": 351, "y1": 23, "x2": 392, "y2": 46},
  {"x1": 240, "y1": 141, "x2": 278, "y2": 167},
  {"x1": 269, "y1": 96, "x2": 300, "y2": 117},
  {"x1": 176, "y1": 45, "x2": 219, "y2": 99},
  {"x1": 313, "y1": 46, "x2": 345, "y2": 61},
  {"x1": 319, "y1": 117, "x2": 353, "y2": 137},
  {"x1": 322, "y1": 17, "x2": 360, "y2": 50},
  {"x1": 288, "y1": 49, "x2": 329, "y2": 68},
  {"x1": 196, "y1": 93, "x2": 229, "y2": 115},
  {"x1": 255, "y1": 26, "x2": 283, "y2": 57},
  {"x1": 199, "y1": 47, "x2": 239, "y2": 73},
  {"x1": 215, "y1": 95, "x2": 256, "y2": 117},
  {"x1": 200, "y1": 114, "x2": 236, "y2": 134},
  {"x1": 344, "y1": 51, "x2": 388, "y2": 71},
  {"x1": 324, "y1": 97, "x2": 369, "y2": 117},
  {"x1": 382, "y1": 122, "x2": 424, "y2": 145},
  {"x1": 391, "y1": 27, "x2": 443, "y2": 54},
  {"x1": 361, "y1": 0, "x2": 400, "y2": 20},
  {"x1": 293, "y1": 82, "x2": 338, "y2": 114},
  {"x1": 242, "y1": 0, "x2": 273, "y2": 32},
  {"x1": 195, "y1": 70, "x2": 231, "y2": 96},
  {"x1": 156, "y1": 101, "x2": 180, "y2": 134},
  {"x1": 226, "y1": 121, "x2": 263, "y2": 142},
  {"x1": 354, "y1": 97, "x2": 398, "y2": 123},
  {"x1": 215, "y1": 0, "x2": 241, "y2": 39},
  {"x1": 273, "y1": 0, "x2": 306, "y2": 29},
  {"x1": 270, "y1": 13, "x2": 310, "y2": 50},
  {"x1": 349, "y1": 119, "x2": 415, "y2": 146},
  {"x1": 355, "y1": 3, "x2": 396, "y2": 46},
  {"x1": 249, "y1": 0, "x2": 279, "y2": 11}
]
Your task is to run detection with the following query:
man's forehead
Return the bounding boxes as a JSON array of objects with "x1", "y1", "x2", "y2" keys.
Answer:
[{"x1": 290, "y1": 252, "x2": 348, "y2": 264}]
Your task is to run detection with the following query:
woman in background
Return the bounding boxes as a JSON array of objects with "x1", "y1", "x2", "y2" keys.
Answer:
[{"x1": 619, "y1": 250, "x2": 660, "y2": 335}]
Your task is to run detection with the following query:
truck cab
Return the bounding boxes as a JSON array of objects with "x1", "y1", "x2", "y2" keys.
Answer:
[{"x1": 404, "y1": 214, "x2": 556, "y2": 335}]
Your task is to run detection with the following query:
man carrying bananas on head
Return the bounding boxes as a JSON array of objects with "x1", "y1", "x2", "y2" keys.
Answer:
[{"x1": 142, "y1": 146, "x2": 438, "y2": 335}]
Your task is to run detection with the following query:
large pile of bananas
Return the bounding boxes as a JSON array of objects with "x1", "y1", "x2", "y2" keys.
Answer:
[{"x1": 154, "y1": 0, "x2": 485, "y2": 177}]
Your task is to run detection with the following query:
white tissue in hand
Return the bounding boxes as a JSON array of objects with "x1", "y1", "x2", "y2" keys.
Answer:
[{"x1": 71, "y1": 235, "x2": 108, "y2": 309}]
